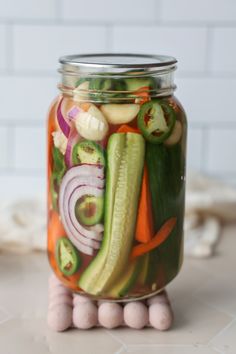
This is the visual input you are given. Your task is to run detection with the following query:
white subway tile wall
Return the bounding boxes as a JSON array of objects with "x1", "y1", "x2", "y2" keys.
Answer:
[
  {"x1": 13, "y1": 25, "x2": 108, "y2": 72},
  {"x1": 0, "y1": 24, "x2": 7, "y2": 70},
  {"x1": 112, "y1": 27, "x2": 208, "y2": 72},
  {"x1": 61, "y1": 0, "x2": 157, "y2": 23},
  {"x1": 0, "y1": 0, "x2": 56, "y2": 20},
  {"x1": 0, "y1": 0, "x2": 235, "y2": 198},
  {"x1": 0, "y1": 76, "x2": 57, "y2": 120},
  {"x1": 175, "y1": 77, "x2": 236, "y2": 123},
  {"x1": 187, "y1": 128, "x2": 204, "y2": 171},
  {"x1": 0, "y1": 127, "x2": 8, "y2": 168},
  {"x1": 211, "y1": 28, "x2": 236, "y2": 72},
  {"x1": 206, "y1": 129, "x2": 236, "y2": 174},
  {"x1": 14, "y1": 125, "x2": 45, "y2": 170},
  {"x1": 160, "y1": 0, "x2": 236, "y2": 23}
]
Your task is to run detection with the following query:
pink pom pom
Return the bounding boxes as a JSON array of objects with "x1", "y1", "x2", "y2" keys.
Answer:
[
  {"x1": 49, "y1": 294, "x2": 73, "y2": 310},
  {"x1": 73, "y1": 294, "x2": 94, "y2": 306},
  {"x1": 149, "y1": 302, "x2": 173, "y2": 330},
  {"x1": 49, "y1": 287, "x2": 70, "y2": 299},
  {"x1": 124, "y1": 302, "x2": 148, "y2": 329},
  {"x1": 47, "y1": 304, "x2": 72, "y2": 332},
  {"x1": 98, "y1": 303, "x2": 123, "y2": 329},
  {"x1": 48, "y1": 273, "x2": 62, "y2": 287},
  {"x1": 147, "y1": 292, "x2": 169, "y2": 306},
  {"x1": 73, "y1": 302, "x2": 98, "y2": 329}
]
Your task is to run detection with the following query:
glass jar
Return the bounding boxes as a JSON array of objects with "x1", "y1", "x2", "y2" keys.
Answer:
[{"x1": 47, "y1": 54, "x2": 187, "y2": 301}]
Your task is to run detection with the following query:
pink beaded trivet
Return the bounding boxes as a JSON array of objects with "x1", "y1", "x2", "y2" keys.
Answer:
[{"x1": 47, "y1": 274, "x2": 174, "y2": 331}]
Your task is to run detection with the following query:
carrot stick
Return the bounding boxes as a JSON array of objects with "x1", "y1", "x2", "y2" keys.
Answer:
[
  {"x1": 47, "y1": 211, "x2": 66, "y2": 250},
  {"x1": 130, "y1": 217, "x2": 177, "y2": 260},
  {"x1": 47, "y1": 99, "x2": 58, "y2": 211},
  {"x1": 117, "y1": 124, "x2": 140, "y2": 134},
  {"x1": 135, "y1": 165, "x2": 153, "y2": 243}
]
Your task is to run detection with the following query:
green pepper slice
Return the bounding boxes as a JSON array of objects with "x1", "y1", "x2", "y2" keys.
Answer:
[
  {"x1": 72, "y1": 140, "x2": 105, "y2": 167},
  {"x1": 89, "y1": 78, "x2": 126, "y2": 92},
  {"x1": 56, "y1": 237, "x2": 81, "y2": 276},
  {"x1": 138, "y1": 100, "x2": 176, "y2": 144},
  {"x1": 50, "y1": 147, "x2": 66, "y2": 210}
]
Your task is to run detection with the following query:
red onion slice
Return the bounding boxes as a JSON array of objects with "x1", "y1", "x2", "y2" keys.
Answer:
[
  {"x1": 90, "y1": 224, "x2": 104, "y2": 233},
  {"x1": 60, "y1": 165, "x2": 104, "y2": 186},
  {"x1": 68, "y1": 106, "x2": 81, "y2": 121},
  {"x1": 62, "y1": 178, "x2": 104, "y2": 240},
  {"x1": 65, "y1": 127, "x2": 79, "y2": 168},
  {"x1": 60, "y1": 227, "x2": 94, "y2": 256},
  {"x1": 59, "y1": 164, "x2": 105, "y2": 255},
  {"x1": 68, "y1": 185, "x2": 104, "y2": 242},
  {"x1": 57, "y1": 98, "x2": 70, "y2": 138}
]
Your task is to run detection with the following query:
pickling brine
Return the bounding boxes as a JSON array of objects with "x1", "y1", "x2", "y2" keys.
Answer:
[{"x1": 47, "y1": 54, "x2": 187, "y2": 301}]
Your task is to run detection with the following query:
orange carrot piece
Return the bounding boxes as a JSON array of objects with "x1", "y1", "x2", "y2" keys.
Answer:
[
  {"x1": 47, "y1": 211, "x2": 66, "y2": 250},
  {"x1": 135, "y1": 165, "x2": 154, "y2": 243},
  {"x1": 47, "y1": 99, "x2": 58, "y2": 211},
  {"x1": 80, "y1": 102, "x2": 91, "y2": 111},
  {"x1": 135, "y1": 86, "x2": 150, "y2": 104},
  {"x1": 117, "y1": 124, "x2": 140, "y2": 134},
  {"x1": 131, "y1": 217, "x2": 177, "y2": 260}
]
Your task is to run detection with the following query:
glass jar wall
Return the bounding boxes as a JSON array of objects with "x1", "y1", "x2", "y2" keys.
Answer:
[{"x1": 47, "y1": 54, "x2": 187, "y2": 301}]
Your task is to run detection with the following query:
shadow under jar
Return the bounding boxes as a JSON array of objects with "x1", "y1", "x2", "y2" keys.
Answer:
[{"x1": 47, "y1": 54, "x2": 187, "y2": 301}]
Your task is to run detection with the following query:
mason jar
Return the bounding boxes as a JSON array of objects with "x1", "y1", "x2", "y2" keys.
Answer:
[{"x1": 47, "y1": 54, "x2": 187, "y2": 301}]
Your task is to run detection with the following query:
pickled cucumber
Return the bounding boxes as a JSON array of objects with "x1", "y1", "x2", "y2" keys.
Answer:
[
  {"x1": 79, "y1": 133, "x2": 145, "y2": 296},
  {"x1": 107, "y1": 258, "x2": 143, "y2": 298}
]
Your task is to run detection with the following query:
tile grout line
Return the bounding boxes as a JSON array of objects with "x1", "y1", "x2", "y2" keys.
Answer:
[
  {"x1": 114, "y1": 345, "x2": 126, "y2": 354},
  {"x1": 191, "y1": 292, "x2": 235, "y2": 319},
  {"x1": 209, "y1": 344, "x2": 226, "y2": 354},
  {"x1": 104, "y1": 329, "x2": 128, "y2": 349},
  {"x1": 126, "y1": 344, "x2": 213, "y2": 347},
  {"x1": 0, "y1": 18, "x2": 236, "y2": 27},
  {"x1": 208, "y1": 318, "x2": 236, "y2": 346}
]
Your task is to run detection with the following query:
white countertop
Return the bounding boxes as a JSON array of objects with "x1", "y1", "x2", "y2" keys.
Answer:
[{"x1": 0, "y1": 224, "x2": 235, "y2": 354}]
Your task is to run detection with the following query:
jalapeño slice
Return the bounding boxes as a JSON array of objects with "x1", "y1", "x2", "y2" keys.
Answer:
[
  {"x1": 56, "y1": 237, "x2": 81, "y2": 276},
  {"x1": 72, "y1": 140, "x2": 105, "y2": 166},
  {"x1": 138, "y1": 99, "x2": 176, "y2": 144}
]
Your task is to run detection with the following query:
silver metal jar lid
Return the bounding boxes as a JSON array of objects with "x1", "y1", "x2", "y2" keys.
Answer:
[{"x1": 59, "y1": 53, "x2": 177, "y2": 76}]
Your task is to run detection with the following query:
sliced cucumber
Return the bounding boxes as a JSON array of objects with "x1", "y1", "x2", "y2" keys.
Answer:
[
  {"x1": 138, "y1": 253, "x2": 150, "y2": 285},
  {"x1": 78, "y1": 134, "x2": 127, "y2": 292},
  {"x1": 146, "y1": 142, "x2": 185, "y2": 285},
  {"x1": 79, "y1": 133, "x2": 145, "y2": 296},
  {"x1": 107, "y1": 258, "x2": 143, "y2": 298}
]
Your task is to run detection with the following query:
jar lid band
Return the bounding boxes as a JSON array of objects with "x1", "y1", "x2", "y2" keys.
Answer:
[{"x1": 59, "y1": 53, "x2": 177, "y2": 77}]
